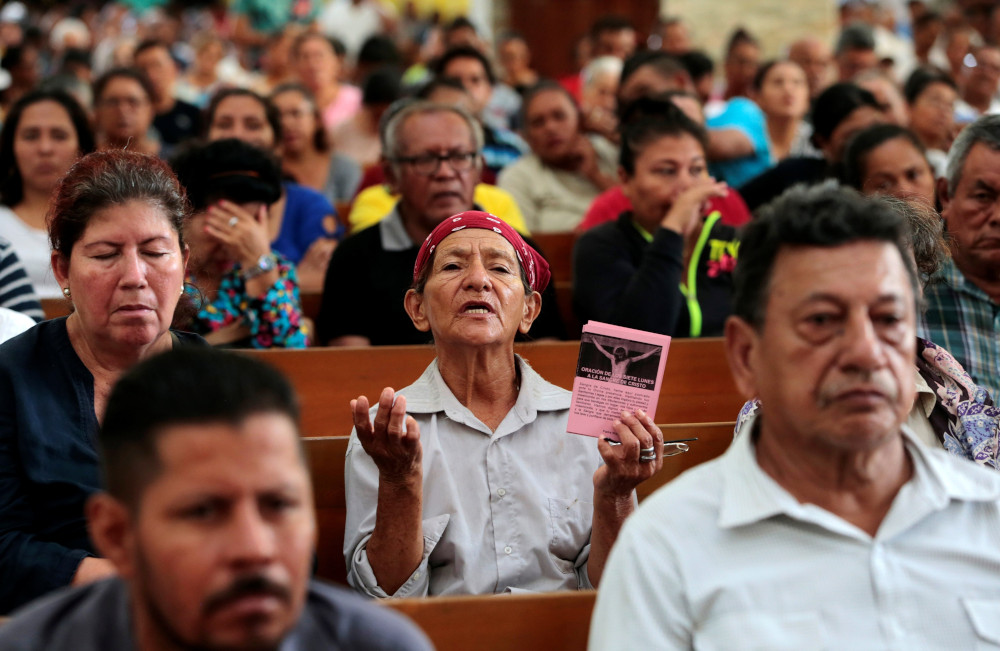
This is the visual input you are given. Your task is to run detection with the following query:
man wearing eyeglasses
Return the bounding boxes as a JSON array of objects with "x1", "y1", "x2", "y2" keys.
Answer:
[
  {"x1": 91, "y1": 68, "x2": 159, "y2": 156},
  {"x1": 316, "y1": 101, "x2": 564, "y2": 346},
  {"x1": 589, "y1": 186, "x2": 1000, "y2": 649}
]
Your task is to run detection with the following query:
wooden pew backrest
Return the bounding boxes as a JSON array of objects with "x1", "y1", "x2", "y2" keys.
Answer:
[
  {"x1": 245, "y1": 338, "x2": 744, "y2": 438},
  {"x1": 384, "y1": 590, "x2": 596, "y2": 651}
]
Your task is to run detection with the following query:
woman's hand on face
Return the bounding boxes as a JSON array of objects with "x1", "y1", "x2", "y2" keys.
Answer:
[
  {"x1": 593, "y1": 410, "x2": 664, "y2": 499},
  {"x1": 351, "y1": 388, "x2": 422, "y2": 483},
  {"x1": 204, "y1": 200, "x2": 273, "y2": 269},
  {"x1": 660, "y1": 177, "x2": 729, "y2": 237}
]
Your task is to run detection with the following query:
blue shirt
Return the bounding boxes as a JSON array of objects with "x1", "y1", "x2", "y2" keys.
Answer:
[
  {"x1": 0, "y1": 319, "x2": 203, "y2": 613},
  {"x1": 272, "y1": 182, "x2": 341, "y2": 265},
  {"x1": 706, "y1": 97, "x2": 774, "y2": 189}
]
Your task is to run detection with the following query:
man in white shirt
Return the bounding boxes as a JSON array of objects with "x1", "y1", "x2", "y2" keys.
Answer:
[{"x1": 590, "y1": 185, "x2": 1000, "y2": 650}]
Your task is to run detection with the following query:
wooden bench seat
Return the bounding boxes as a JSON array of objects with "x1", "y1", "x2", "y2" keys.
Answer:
[
  {"x1": 384, "y1": 590, "x2": 596, "y2": 651},
  {"x1": 303, "y1": 422, "x2": 734, "y2": 586},
  {"x1": 246, "y1": 338, "x2": 743, "y2": 438}
]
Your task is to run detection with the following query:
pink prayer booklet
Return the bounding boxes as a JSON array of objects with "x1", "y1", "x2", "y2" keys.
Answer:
[{"x1": 567, "y1": 321, "x2": 671, "y2": 441}]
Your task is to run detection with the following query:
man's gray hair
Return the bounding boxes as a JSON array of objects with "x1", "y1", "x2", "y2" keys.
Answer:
[
  {"x1": 582, "y1": 56, "x2": 623, "y2": 89},
  {"x1": 946, "y1": 114, "x2": 1000, "y2": 196},
  {"x1": 382, "y1": 101, "x2": 484, "y2": 164}
]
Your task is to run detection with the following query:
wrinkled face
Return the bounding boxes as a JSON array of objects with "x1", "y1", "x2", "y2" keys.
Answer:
[
  {"x1": 908, "y1": 81, "x2": 957, "y2": 150},
  {"x1": 442, "y1": 56, "x2": 492, "y2": 117},
  {"x1": 125, "y1": 415, "x2": 314, "y2": 651},
  {"x1": 389, "y1": 111, "x2": 479, "y2": 230},
  {"x1": 524, "y1": 88, "x2": 579, "y2": 165},
  {"x1": 272, "y1": 89, "x2": 316, "y2": 154},
  {"x1": 95, "y1": 76, "x2": 154, "y2": 143},
  {"x1": 825, "y1": 105, "x2": 886, "y2": 162},
  {"x1": 860, "y1": 137, "x2": 935, "y2": 205},
  {"x1": 966, "y1": 47, "x2": 1000, "y2": 97},
  {"x1": 593, "y1": 28, "x2": 636, "y2": 60},
  {"x1": 13, "y1": 100, "x2": 81, "y2": 196},
  {"x1": 725, "y1": 42, "x2": 761, "y2": 92},
  {"x1": 756, "y1": 62, "x2": 809, "y2": 119},
  {"x1": 408, "y1": 229, "x2": 537, "y2": 348},
  {"x1": 133, "y1": 45, "x2": 177, "y2": 101},
  {"x1": 624, "y1": 133, "x2": 706, "y2": 228},
  {"x1": 941, "y1": 142, "x2": 1000, "y2": 277},
  {"x1": 837, "y1": 47, "x2": 878, "y2": 81},
  {"x1": 294, "y1": 36, "x2": 339, "y2": 90},
  {"x1": 743, "y1": 241, "x2": 916, "y2": 452},
  {"x1": 581, "y1": 70, "x2": 619, "y2": 115},
  {"x1": 55, "y1": 201, "x2": 186, "y2": 350},
  {"x1": 208, "y1": 96, "x2": 276, "y2": 150}
]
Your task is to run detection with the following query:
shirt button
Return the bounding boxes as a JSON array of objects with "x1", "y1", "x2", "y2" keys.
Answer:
[
  {"x1": 497, "y1": 488, "x2": 506, "y2": 497},
  {"x1": 504, "y1": 546, "x2": 512, "y2": 555}
]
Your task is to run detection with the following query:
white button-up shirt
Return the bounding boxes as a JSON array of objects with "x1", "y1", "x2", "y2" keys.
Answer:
[
  {"x1": 590, "y1": 427, "x2": 1000, "y2": 650},
  {"x1": 345, "y1": 356, "x2": 604, "y2": 597}
]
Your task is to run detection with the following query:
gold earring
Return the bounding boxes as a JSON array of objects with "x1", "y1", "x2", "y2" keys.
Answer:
[{"x1": 62, "y1": 287, "x2": 71, "y2": 298}]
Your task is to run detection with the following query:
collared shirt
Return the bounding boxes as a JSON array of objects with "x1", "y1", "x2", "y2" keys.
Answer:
[
  {"x1": 0, "y1": 578, "x2": 432, "y2": 651},
  {"x1": 919, "y1": 257, "x2": 1000, "y2": 399},
  {"x1": 589, "y1": 427, "x2": 1000, "y2": 650},
  {"x1": 345, "y1": 356, "x2": 604, "y2": 597}
]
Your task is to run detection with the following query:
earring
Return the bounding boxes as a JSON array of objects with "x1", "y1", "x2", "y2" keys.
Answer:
[{"x1": 62, "y1": 287, "x2": 71, "y2": 298}]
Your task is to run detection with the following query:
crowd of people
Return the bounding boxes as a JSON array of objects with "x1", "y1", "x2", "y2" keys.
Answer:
[{"x1": 1, "y1": 0, "x2": 1000, "y2": 648}]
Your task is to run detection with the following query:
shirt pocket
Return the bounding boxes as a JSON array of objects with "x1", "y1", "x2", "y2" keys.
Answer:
[
  {"x1": 546, "y1": 497, "x2": 592, "y2": 574},
  {"x1": 963, "y1": 598, "x2": 1000, "y2": 648},
  {"x1": 693, "y1": 610, "x2": 826, "y2": 651}
]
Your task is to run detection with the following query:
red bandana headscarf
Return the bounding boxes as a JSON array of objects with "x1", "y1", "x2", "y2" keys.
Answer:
[{"x1": 412, "y1": 211, "x2": 551, "y2": 292}]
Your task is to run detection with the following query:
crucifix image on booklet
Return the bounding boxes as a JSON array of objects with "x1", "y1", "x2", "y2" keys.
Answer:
[{"x1": 568, "y1": 321, "x2": 671, "y2": 440}]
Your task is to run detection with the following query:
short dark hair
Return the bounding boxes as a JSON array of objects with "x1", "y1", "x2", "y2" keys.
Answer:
[
  {"x1": 725, "y1": 27, "x2": 759, "y2": 57},
  {"x1": 357, "y1": 35, "x2": 402, "y2": 68},
  {"x1": 434, "y1": 45, "x2": 495, "y2": 86},
  {"x1": 811, "y1": 82, "x2": 881, "y2": 144},
  {"x1": 416, "y1": 75, "x2": 468, "y2": 100},
  {"x1": 590, "y1": 15, "x2": 634, "y2": 43},
  {"x1": 362, "y1": 66, "x2": 403, "y2": 106},
  {"x1": 99, "y1": 347, "x2": 301, "y2": 508},
  {"x1": 204, "y1": 87, "x2": 282, "y2": 143},
  {"x1": 520, "y1": 80, "x2": 579, "y2": 130},
  {"x1": 0, "y1": 88, "x2": 95, "y2": 205},
  {"x1": 733, "y1": 185, "x2": 918, "y2": 329},
  {"x1": 133, "y1": 38, "x2": 172, "y2": 61},
  {"x1": 171, "y1": 138, "x2": 283, "y2": 212},
  {"x1": 678, "y1": 50, "x2": 714, "y2": 80},
  {"x1": 836, "y1": 22, "x2": 876, "y2": 55},
  {"x1": 92, "y1": 66, "x2": 155, "y2": 105},
  {"x1": 620, "y1": 51, "x2": 689, "y2": 90},
  {"x1": 841, "y1": 123, "x2": 929, "y2": 190},
  {"x1": 618, "y1": 96, "x2": 708, "y2": 175},
  {"x1": 903, "y1": 66, "x2": 957, "y2": 104},
  {"x1": 444, "y1": 16, "x2": 478, "y2": 37}
]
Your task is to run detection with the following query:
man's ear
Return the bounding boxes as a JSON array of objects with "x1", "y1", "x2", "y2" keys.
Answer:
[
  {"x1": 86, "y1": 493, "x2": 136, "y2": 579},
  {"x1": 518, "y1": 290, "x2": 542, "y2": 334},
  {"x1": 382, "y1": 156, "x2": 399, "y2": 194},
  {"x1": 724, "y1": 315, "x2": 762, "y2": 401},
  {"x1": 403, "y1": 289, "x2": 430, "y2": 332},
  {"x1": 936, "y1": 176, "x2": 952, "y2": 227}
]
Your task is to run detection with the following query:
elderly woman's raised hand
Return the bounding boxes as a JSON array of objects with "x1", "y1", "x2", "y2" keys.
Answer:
[
  {"x1": 594, "y1": 410, "x2": 664, "y2": 498},
  {"x1": 204, "y1": 200, "x2": 273, "y2": 271},
  {"x1": 351, "y1": 388, "x2": 422, "y2": 481}
]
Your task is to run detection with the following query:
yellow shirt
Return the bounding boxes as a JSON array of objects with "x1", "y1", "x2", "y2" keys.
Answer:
[{"x1": 347, "y1": 184, "x2": 531, "y2": 236}]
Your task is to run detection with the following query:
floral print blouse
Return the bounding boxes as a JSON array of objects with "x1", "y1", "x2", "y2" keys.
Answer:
[{"x1": 185, "y1": 254, "x2": 309, "y2": 349}]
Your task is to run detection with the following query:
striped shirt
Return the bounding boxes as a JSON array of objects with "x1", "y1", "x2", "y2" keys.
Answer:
[
  {"x1": 0, "y1": 238, "x2": 43, "y2": 322},
  {"x1": 919, "y1": 257, "x2": 1000, "y2": 399}
]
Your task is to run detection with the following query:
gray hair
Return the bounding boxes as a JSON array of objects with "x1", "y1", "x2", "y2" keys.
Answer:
[
  {"x1": 946, "y1": 114, "x2": 1000, "y2": 196},
  {"x1": 582, "y1": 56, "x2": 623, "y2": 89},
  {"x1": 382, "y1": 101, "x2": 484, "y2": 165}
]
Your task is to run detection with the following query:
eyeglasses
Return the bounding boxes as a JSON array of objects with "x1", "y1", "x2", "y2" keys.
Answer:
[
  {"x1": 603, "y1": 437, "x2": 695, "y2": 456},
  {"x1": 392, "y1": 151, "x2": 479, "y2": 176}
]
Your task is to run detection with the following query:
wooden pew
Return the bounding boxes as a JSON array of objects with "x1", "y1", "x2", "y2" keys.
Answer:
[
  {"x1": 246, "y1": 338, "x2": 743, "y2": 438},
  {"x1": 384, "y1": 591, "x2": 596, "y2": 651},
  {"x1": 40, "y1": 297, "x2": 72, "y2": 320},
  {"x1": 303, "y1": 422, "x2": 734, "y2": 586},
  {"x1": 531, "y1": 231, "x2": 577, "y2": 284}
]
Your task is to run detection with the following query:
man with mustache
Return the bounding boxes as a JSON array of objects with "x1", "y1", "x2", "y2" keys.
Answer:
[
  {"x1": 0, "y1": 348, "x2": 431, "y2": 651},
  {"x1": 922, "y1": 114, "x2": 1000, "y2": 399},
  {"x1": 589, "y1": 186, "x2": 1000, "y2": 649}
]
